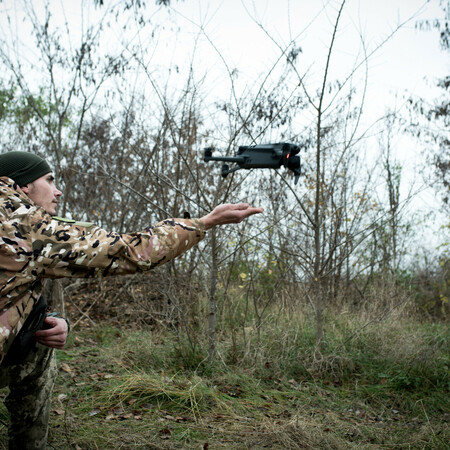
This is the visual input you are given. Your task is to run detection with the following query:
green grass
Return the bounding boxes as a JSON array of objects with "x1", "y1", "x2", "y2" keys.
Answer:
[{"x1": 0, "y1": 309, "x2": 448, "y2": 449}]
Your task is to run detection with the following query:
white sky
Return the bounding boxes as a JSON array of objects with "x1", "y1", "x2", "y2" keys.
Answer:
[
  {"x1": 166, "y1": 0, "x2": 447, "y2": 96},
  {"x1": 1, "y1": 0, "x2": 446, "y2": 109}
]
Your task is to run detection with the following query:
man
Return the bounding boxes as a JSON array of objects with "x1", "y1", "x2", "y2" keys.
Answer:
[{"x1": 0, "y1": 151, "x2": 263, "y2": 449}]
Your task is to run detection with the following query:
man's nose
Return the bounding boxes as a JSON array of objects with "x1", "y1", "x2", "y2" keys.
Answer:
[{"x1": 55, "y1": 188, "x2": 62, "y2": 197}]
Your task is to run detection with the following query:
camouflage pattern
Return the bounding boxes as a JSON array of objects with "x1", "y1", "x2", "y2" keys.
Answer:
[
  {"x1": 0, "y1": 343, "x2": 56, "y2": 449},
  {"x1": 0, "y1": 176, "x2": 206, "y2": 364}
]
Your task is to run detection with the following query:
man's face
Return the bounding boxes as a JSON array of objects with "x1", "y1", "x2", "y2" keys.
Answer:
[{"x1": 21, "y1": 173, "x2": 62, "y2": 215}]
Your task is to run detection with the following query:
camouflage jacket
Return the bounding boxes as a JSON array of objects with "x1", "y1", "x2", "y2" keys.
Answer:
[{"x1": 0, "y1": 177, "x2": 206, "y2": 363}]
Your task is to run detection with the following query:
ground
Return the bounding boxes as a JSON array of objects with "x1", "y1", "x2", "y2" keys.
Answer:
[{"x1": 1, "y1": 324, "x2": 448, "y2": 449}]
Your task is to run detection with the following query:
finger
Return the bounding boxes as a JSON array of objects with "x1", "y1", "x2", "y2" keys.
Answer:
[
  {"x1": 34, "y1": 329, "x2": 52, "y2": 338},
  {"x1": 240, "y1": 207, "x2": 263, "y2": 216},
  {"x1": 35, "y1": 317, "x2": 67, "y2": 337},
  {"x1": 35, "y1": 336, "x2": 65, "y2": 344},
  {"x1": 35, "y1": 327, "x2": 61, "y2": 338},
  {"x1": 35, "y1": 333, "x2": 66, "y2": 344},
  {"x1": 35, "y1": 336, "x2": 67, "y2": 348},
  {"x1": 35, "y1": 325, "x2": 66, "y2": 338},
  {"x1": 44, "y1": 317, "x2": 59, "y2": 327}
]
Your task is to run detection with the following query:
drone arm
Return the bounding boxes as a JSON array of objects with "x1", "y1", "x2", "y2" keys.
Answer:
[
  {"x1": 204, "y1": 155, "x2": 246, "y2": 163},
  {"x1": 221, "y1": 164, "x2": 241, "y2": 178},
  {"x1": 204, "y1": 148, "x2": 246, "y2": 164}
]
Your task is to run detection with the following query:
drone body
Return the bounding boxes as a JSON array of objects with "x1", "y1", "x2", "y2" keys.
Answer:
[{"x1": 204, "y1": 143, "x2": 301, "y2": 184}]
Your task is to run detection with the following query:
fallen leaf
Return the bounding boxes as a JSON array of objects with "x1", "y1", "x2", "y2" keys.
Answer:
[
  {"x1": 60, "y1": 363, "x2": 73, "y2": 373},
  {"x1": 159, "y1": 428, "x2": 171, "y2": 437}
]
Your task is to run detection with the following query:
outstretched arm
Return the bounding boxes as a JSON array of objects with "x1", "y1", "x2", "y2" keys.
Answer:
[{"x1": 200, "y1": 203, "x2": 264, "y2": 230}]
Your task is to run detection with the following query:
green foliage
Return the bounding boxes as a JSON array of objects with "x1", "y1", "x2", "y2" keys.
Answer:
[
  {"x1": 226, "y1": 252, "x2": 287, "y2": 300},
  {"x1": 350, "y1": 322, "x2": 449, "y2": 392},
  {"x1": 0, "y1": 85, "x2": 15, "y2": 121},
  {"x1": 93, "y1": 304, "x2": 449, "y2": 394},
  {"x1": 396, "y1": 257, "x2": 449, "y2": 319},
  {"x1": 17, "y1": 312, "x2": 445, "y2": 449},
  {"x1": 3, "y1": 303, "x2": 447, "y2": 449},
  {"x1": 0, "y1": 82, "x2": 73, "y2": 151}
]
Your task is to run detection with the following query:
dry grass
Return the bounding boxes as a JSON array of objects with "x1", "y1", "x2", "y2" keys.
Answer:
[{"x1": 0, "y1": 283, "x2": 448, "y2": 449}]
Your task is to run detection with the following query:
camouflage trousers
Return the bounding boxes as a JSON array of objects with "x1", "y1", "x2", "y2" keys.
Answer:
[{"x1": 0, "y1": 344, "x2": 57, "y2": 450}]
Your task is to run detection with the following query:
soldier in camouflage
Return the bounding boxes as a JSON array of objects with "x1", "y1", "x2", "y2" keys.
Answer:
[{"x1": 0, "y1": 151, "x2": 263, "y2": 449}]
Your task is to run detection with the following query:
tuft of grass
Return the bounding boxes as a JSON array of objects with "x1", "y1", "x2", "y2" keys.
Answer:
[{"x1": 101, "y1": 371, "x2": 219, "y2": 414}]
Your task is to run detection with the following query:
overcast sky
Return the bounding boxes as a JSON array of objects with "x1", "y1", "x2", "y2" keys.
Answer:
[
  {"x1": 0, "y1": 0, "x2": 447, "y2": 235},
  {"x1": 164, "y1": 0, "x2": 447, "y2": 100},
  {"x1": 1, "y1": 0, "x2": 445, "y2": 109}
]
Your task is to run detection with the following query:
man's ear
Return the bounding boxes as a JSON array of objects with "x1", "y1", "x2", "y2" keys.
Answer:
[{"x1": 21, "y1": 185, "x2": 30, "y2": 194}]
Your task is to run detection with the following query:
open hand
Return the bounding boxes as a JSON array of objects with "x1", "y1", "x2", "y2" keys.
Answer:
[{"x1": 200, "y1": 203, "x2": 263, "y2": 230}]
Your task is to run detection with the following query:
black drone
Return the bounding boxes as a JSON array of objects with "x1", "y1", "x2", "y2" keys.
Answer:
[{"x1": 204, "y1": 142, "x2": 301, "y2": 184}]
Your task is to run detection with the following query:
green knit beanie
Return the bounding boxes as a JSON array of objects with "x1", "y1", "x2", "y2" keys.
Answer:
[{"x1": 0, "y1": 151, "x2": 52, "y2": 186}]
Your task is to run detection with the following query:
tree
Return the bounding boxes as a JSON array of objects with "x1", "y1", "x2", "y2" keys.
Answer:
[
  {"x1": 0, "y1": 1, "x2": 135, "y2": 217},
  {"x1": 410, "y1": 0, "x2": 449, "y2": 210},
  {"x1": 235, "y1": 0, "x2": 429, "y2": 349},
  {"x1": 0, "y1": 0, "x2": 434, "y2": 357}
]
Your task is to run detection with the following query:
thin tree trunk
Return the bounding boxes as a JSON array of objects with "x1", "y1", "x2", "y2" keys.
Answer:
[{"x1": 208, "y1": 228, "x2": 218, "y2": 363}]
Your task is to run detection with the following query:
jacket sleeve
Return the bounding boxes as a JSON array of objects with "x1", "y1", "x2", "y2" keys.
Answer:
[{"x1": 4, "y1": 204, "x2": 206, "y2": 282}]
